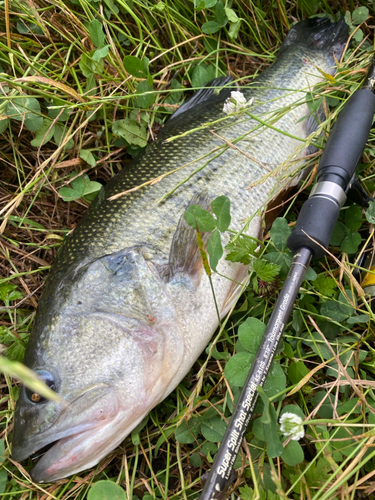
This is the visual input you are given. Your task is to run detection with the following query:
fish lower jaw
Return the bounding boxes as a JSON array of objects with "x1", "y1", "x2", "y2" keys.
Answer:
[
  {"x1": 30, "y1": 424, "x2": 120, "y2": 483},
  {"x1": 29, "y1": 408, "x2": 153, "y2": 483}
]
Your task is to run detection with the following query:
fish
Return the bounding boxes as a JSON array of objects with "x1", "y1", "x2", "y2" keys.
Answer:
[{"x1": 12, "y1": 17, "x2": 348, "y2": 482}]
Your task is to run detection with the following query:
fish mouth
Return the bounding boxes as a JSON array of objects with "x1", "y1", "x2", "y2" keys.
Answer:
[
  {"x1": 29, "y1": 425, "x2": 117, "y2": 483},
  {"x1": 29, "y1": 408, "x2": 149, "y2": 483},
  {"x1": 12, "y1": 384, "x2": 120, "y2": 480}
]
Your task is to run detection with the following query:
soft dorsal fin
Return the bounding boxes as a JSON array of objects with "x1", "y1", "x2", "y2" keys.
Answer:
[
  {"x1": 168, "y1": 76, "x2": 235, "y2": 123},
  {"x1": 168, "y1": 190, "x2": 211, "y2": 285}
]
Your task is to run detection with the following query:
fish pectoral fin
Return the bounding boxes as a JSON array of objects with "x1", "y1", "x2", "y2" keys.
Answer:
[{"x1": 168, "y1": 190, "x2": 211, "y2": 285}]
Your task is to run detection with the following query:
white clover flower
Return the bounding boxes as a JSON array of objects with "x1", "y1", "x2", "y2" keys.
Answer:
[
  {"x1": 279, "y1": 412, "x2": 305, "y2": 441},
  {"x1": 223, "y1": 91, "x2": 253, "y2": 114}
]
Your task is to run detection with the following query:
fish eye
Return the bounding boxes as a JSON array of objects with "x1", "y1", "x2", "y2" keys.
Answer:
[{"x1": 25, "y1": 370, "x2": 56, "y2": 404}]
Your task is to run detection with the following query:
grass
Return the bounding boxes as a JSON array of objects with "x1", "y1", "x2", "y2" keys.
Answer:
[{"x1": 1, "y1": 0, "x2": 375, "y2": 499}]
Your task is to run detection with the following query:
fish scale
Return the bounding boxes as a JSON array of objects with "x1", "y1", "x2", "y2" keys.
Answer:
[{"x1": 12, "y1": 16, "x2": 349, "y2": 483}]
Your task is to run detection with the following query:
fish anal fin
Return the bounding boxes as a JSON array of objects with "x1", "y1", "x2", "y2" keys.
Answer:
[
  {"x1": 220, "y1": 263, "x2": 249, "y2": 317},
  {"x1": 168, "y1": 191, "x2": 211, "y2": 285}
]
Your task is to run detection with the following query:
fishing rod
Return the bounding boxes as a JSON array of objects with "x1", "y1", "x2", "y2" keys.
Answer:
[{"x1": 199, "y1": 56, "x2": 375, "y2": 500}]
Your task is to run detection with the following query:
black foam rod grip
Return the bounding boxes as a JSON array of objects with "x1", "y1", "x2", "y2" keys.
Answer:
[
  {"x1": 287, "y1": 197, "x2": 340, "y2": 258},
  {"x1": 318, "y1": 88, "x2": 375, "y2": 186}
]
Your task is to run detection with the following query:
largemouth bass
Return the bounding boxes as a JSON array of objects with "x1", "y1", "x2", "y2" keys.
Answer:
[{"x1": 12, "y1": 17, "x2": 348, "y2": 482}]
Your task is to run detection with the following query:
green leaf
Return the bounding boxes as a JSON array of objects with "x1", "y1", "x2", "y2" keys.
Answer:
[
  {"x1": 205, "y1": 342, "x2": 230, "y2": 360},
  {"x1": 47, "y1": 102, "x2": 69, "y2": 121},
  {"x1": 112, "y1": 118, "x2": 147, "y2": 147},
  {"x1": 257, "y1": 387, "x2": 283, "y2": 458},
  {"x1": 123, "y1": 55, "x2": 149, "y2": 78},
  {"x1": 207, "y1": 228, "x2": 223, "y2": 272},
  {"x1": 17, "y1": 21, "x2": 43, "y2": 35},
  {"x1": 89, "y1": 19, "x2": 105, "y2": 48},
  {"x1": 366, "y1": 200, "x2": 375, "y2": 224},
  {"x1": 330, "y1": 221, "x2": 348, "y2": 246},
  {"x1": 288, "y1": 361, "x2": 309, "y2": 384},
  {"x1": 195, "y1": 0, "x2": 217, "y2": 8},
  {"x1": 0, "y1": 440, "x2": 5, "y2": 464},
  {"x1": 253, "y1": 259, "x2": 280, "y2": 283},
  {"x1": 345, "y1": 204, "x2": 362, "y2": 231},
  {"x1": 79, "y1": 149, "x2": 97, "y2": 166},
  {"x1": 201, "y1": 21, "x2": 222, "y2": 34},
  {"x1": 211, "y1": 196, "x2": 231, "y2": 232},
  {"x1": 253, "y1": 417, "x2": 265, "y2": 441},
  {"x1": 238, "y1": 317, "x2": 266, "y2": 354},
  {"x1": 281, "y1": 440, "x2": 304, "y2": 466},
  {"x1": 175, "y1": 417, "x2": 201, "y2": 444},
  {"x1": 7, "y1": 96, "x2": 43, "y2": 132},
  {"x1": 303, "y1": 331, "x2": 333, "y2": 360},
  {"x1": 263, "y1": 251, "x2": 292, "y2": 279},
  {"x1": 347, "y1": 314, "x2": 369, "y2": 324},
  {"x1": 329, "y1": 427, "x2": 357, "y2": 456},
  {"x1": 83, "y1": 181, "x2": 102, "y2": 200},
  {"x1": 215, "y1": 1, "x2": 227, "y2": 25},
  {"x1": 131, "y1": 416, "x2": 149, "y2": 445},
  {"x1": 280, "y1": 404, "x2": 305, "y2": 421},
  {"x1": 79, "y1": 53, "x2": 105, "y2": 76},
  {"x1": 154, "y1": 427, "x2": 175, "y2": 456},
  {"x1": 224, "y1": 351, "x2": 254, "y2": 387},
  {"x1": 283, "y1": 342, "x2": 294, "y2": 359},
  {"x1": 340, "y1": 231, "x2": 361, "y2": 254},
  {"x1": 30, "y1": 119, "x2": 55, "y2": 147},
  {"x1": 314, "y1": 274, "x2": 337, "y2": 297},
  {"x1": 270, "y1": 218, "x2": 291, "y2": 251},
  {"x1": 338, "y1": 289, "x2": 356, "y2": 318},
  {"x1": 225, "y1": 234, "x2": 258, "y2": 265},
  {"x1": 190, "y1": 453, "x2": 202, "y2": 467},
  {"x1": 353, "y1": 28, "x2": 364, "y2": 42},
  {"x1": 184, "y1": 205, "x2": 217, "y2": 232},
  {"x1": 201, "y1": 416, "x2": 227, "y2": 442},
  {"x1": 228, "y1": 20, "x2": 241, "y2": 39},
  {"x1": 352, "y1": 6, "x2": 369, "y2": 25},
  {"x1": 71, "y1": 174, "x2": 87, "y2": 193},
  {"x1": 224, "y1": 7, "x2": 239, "y2": 22},
  {"x1": 79, "y1": 53, "x2": 94, "y2": 77},
  {"x1": 59, "y1": 187, "x2": 83, "y2": 201},
  {"x1": 311, "y1": 391, "x2": 335, "y2": 418},
  {"x1": 0, "y1": 469, "x2": 6, "y2": 494},
  {"x1": 225, "y1": 352, "x2": 285, "y2": 399},
  {"x1": 337, "y1": 398, "x2": 360, "y2": 416},
  {"x1": 344, "y1": 10, "x2": 353, "y2": 28},
  {"x1": 306, "y1": 93, "x2": 323, "y2": 114},
  {"x1": 87, "y1": 481, "x2": 126, "y2": 500},
  {"x1": 135, "y1": 80, "x2": 155, "y2": 109},
  {"x1": 92, "y1": 45, "x2": 110, "y2": 61},
  {"x1": 201, "y1": 441, "x2": 218, "y2": 456},
  {"x1": 54, "y1": 123, "x2": 74, "y2": 149},
  {"x1": 257, "y1": 387, "x2": 271, "y2": 424},
  {"x1": 264, "y1": 361, "x2": 286, "y2": 400},
  {"x1": 192, "y1": 64, "x2": 209, "y2": 87},
  {"x1": 0, "y1": 118, "x2": 9, "y2": 134},
  {"x1": 165, "y1": 78, "x2": 183, "y2": 105}
]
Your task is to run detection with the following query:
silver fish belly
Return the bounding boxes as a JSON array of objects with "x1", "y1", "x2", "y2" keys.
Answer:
[{"x1": 12, "y1": 17, "x2": 348, "y2": 482}]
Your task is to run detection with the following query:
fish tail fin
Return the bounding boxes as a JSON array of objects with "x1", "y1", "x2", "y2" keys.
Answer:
[{"x1": 280, "y1": 16, "x2": 349, "y2": 61}]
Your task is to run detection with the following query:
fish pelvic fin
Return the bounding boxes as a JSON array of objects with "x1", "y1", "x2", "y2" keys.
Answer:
[{"x1": 168, "y1": 190, "x2": 212, "y2": 285}]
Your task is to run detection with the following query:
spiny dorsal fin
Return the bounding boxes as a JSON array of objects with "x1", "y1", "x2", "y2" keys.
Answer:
[
  {"x1": 168, "y1": 76, "x2": 235, "y2": 123},
  {"x1": 168, "y1": 190, "x2": 211, "y2": 284}
]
